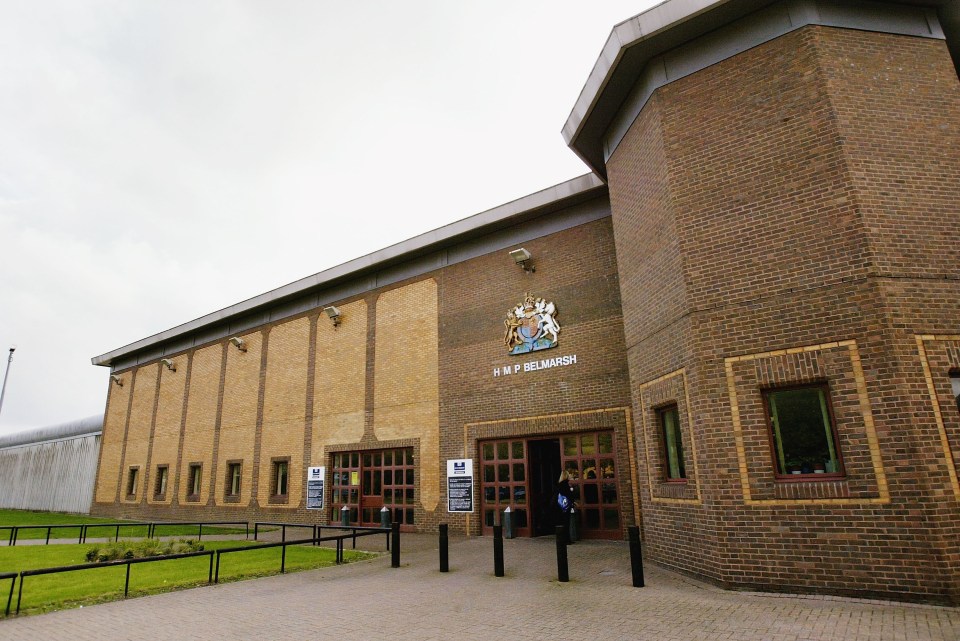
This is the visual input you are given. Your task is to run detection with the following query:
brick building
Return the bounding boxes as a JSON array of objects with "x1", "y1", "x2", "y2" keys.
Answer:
[{"x1": 91, "y1": 0, "x2": 960, "y2": 603}]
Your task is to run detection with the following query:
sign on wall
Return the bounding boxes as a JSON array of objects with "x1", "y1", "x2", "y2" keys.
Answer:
[
  {"x1": 446, "y1": 459, "x2": 474, "y2": 513},
  {"x1": 306, "y1": 466, "x2": 325, "y2": 510}
]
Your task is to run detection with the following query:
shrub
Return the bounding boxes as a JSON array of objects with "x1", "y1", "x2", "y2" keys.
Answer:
[{"x1": 85, "y1": 539, "x2": 204, "y2": 563}]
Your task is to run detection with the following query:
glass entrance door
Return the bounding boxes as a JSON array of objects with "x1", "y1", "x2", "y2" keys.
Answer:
[
  {"x1": 478, "y1": 430, "x2": 621, "y2": 539},
  {"x1": 330, "y1": 447, "x2": 416, "y2": 530}
]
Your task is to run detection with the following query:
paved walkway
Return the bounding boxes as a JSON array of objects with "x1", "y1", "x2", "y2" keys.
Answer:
[{"x1": 3, "y1": 534, "x2": 958, "y2": 640}]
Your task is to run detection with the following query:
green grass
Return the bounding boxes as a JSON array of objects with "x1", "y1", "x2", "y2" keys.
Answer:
[
  {"x1": 1, "y1": 540, "x2": 376, "y2": 616},
  {"x1": 0, "y1": 509, "x2": 249, "y2": 540}
]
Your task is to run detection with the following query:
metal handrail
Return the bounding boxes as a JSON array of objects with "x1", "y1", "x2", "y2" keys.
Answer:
[
  {"x1": 2, "y1": 572, "x2": 16, "y2": 617},
  {"x1": 14, "y1": 550, "x2": 215, "y2": 615},
  {"x1": 3, "y1": 520, "x2": 250, "y2": 546},
  {"x1": 253, "y1": 522, "x2": 391, "y2": 550}
]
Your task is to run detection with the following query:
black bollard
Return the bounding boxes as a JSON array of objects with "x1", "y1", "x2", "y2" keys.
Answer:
[
  {"x1": 439, "y1": 524, "x2": 449, "y2": 572},
  {"x1": 391, "y1": 522, "x2": 400, "y2": 568},
  {"x1": 555, "y1": 525, "x2": 569, "y2": 582},
  {"x1": 628, "y1": 525, "x2": 644, "y2": 587},
  {"x1": 493, "y1": 525, "x2": 505, "y2": 577}
]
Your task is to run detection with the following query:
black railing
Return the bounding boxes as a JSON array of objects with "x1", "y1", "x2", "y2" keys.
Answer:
[
  {"x1": 13, "y1": 550, "x2": 215, "y2": 615},
  {"x1": 3, "y1": 520, "x2": 249, "y2": 546},
  {"x1": 214, "y1": 528, "x2": 390, "y2": 582},
  {"x1": 2, "y1": 572, "x2": 16, "y2": 617},
  {"x1": 253, "y1": 522, "x2": 390, "y2": 550}
]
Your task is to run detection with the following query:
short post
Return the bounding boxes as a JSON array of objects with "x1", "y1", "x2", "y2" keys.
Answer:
[
  {"x1": 555, "y1": 525, "x2": 569, "y2": 582},
  {"x1": 493, "y1": 525, "x2": 505, "y2": 577},
  {"x1": 568, "y1": 507, "x2": 578, "y2": 543},
  {"x1": 391, "y1": 522, "x2": 400, "y2": 568},
  {"x1": 439, "y1": 524, "x2": 449, "y2": 573},
  {"x1": 503, "y1": 506, "x2": 514, "y2": 539},
  {"x1": 380, "y1": 506, "x2": 391, "y2": 529},
  {"x1": 628, "y1": 526, "x2": 644, "y2": 588},
  {"x1": 341, "y1": 505, "x2": 350, "y2": 527}
]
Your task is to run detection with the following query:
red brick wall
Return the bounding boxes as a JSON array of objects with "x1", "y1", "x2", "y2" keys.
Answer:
[{"x1": 606, "y1": 25, "x2": 960, "y2": 603}]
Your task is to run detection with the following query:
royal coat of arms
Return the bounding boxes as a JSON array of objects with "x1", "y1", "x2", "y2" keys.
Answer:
[{"x1": 503, "y1": 294, "x2": 560, "y2": 354}]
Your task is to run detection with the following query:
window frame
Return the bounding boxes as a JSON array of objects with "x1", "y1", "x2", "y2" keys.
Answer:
[
  {"x1": 185, "y1": 462, "x2": 203, "y2": 502},
  {"x1": 269, "y1": 457, "x2": 290, "y2": 504},
  {"x1": 763, "y1": 383, "x2": 845, "y2": 481},
  {"x1": 153, "y1": 465, "x2": 169, "y2": 499},
  {"x1": 950, "y1": 370, "x2": 960, "y2": 414},
  {"x1": 224, "y1": 460, "x2": 243, "y2": 503},
  {"x1": 125, "y1": 466, "x2": 139, "y2": 499},
  {"x1": 657, "y1": 403, "x2": 687, "y2": 482}
]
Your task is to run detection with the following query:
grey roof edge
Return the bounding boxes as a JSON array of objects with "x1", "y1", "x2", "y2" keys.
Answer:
[
  {"x1": 91, "y1": 173, "x2": 606, "y2": 367},
  {"x1": 563, "y1": 0, "x2": 960, "y2": 176},
  {"x1": 0, "y1": 415, "x2": 103, "y2": 450}
]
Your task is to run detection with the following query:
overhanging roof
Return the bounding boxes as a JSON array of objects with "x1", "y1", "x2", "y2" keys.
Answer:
[{"x1": 564, "y1": 0, "x2": 960, "y2": 177}]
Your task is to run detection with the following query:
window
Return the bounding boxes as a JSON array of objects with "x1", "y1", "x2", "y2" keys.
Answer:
[
  {"x1": 154, "y1": 465, "x2": 168, "y2": 498},
  {"x1": 225, "y1": 461, "x2": 242, "y2": 501},
  {"x1": 186, "y1": 463, "x2": 202, "y2": 501},
  {"x1": 126, "y1": 467, "x2": 139, "y2": 498},
  {"x1": 658, "y1": 405, "x2": 686, "y2": 481},
  {"x1": 951, "y1": 373, "x2": 960, "y2": 413},
  {"x1": 765, "y1": 385, "x2": 842, "y2": 477},
  {"x1": 271, "y1": 458, "x2": 289, "y2": 502}
]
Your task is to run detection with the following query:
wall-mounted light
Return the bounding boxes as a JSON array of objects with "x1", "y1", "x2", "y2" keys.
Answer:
[
  {"x1": 323, "y1": 306, "x2": 342, "y2": 328},
  {"x1": 110, "y1": 374, "x2": 123, "y2": 387},
  {"x1": 229, "y1": 336, "x2": 247, "y2": 352},
  {"x1": 509, "y1": 247, "x2": 535, "y2": 273},
  {"x1": 161, "y1": 358, "x2": 176, "y2": 372}
]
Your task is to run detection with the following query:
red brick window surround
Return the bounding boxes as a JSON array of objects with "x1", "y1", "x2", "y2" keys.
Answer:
[
  {"x1": 185, "y1": 463, "x2": 202, "y2": 502},
  {"x1": 764, "y1": 384, "x2": 844, "y2": 480},
  {"x1": 270, "y1": 458, "x2": 290, "y2": 504},
  {"x1": 658, "y1": 404, "x2": 686, "y2": 482},
  {"x1": 153, "y1": 465, "x2": 169, "y2": 499},
  {"x1": 125, "y1": 467, "x2": 139, "y2": 499},
  {"x1": 224, "y1": 461, "x2": 242, "y2": 503}
]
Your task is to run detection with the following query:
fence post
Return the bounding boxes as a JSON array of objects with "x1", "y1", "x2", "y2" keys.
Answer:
[
  {"x1": 493, "y1": 525, "x2": 505, "y2": 577},
  {"x1": 555, "y1": 525, "x2": 569, "y2": 582},
  {"x1": 628, "y1": 525, "x2": 644, "y2": 588},
  {"x1": 391, "y1": 522, "x2": 400, "y2": 568},
  {"x1": 281, "y1": 544, "x2": 287, "y2": 574},
  {"x1": 215, "y1": 551, "x2": 222, "y2": 583},
  {"x1": 198, "y1": 524, "x2": 203, "y2": 541},
  {"x1": 15, "y1": 573, "x2": 24, "y2": 615},
  {"x1": 439, "y1": 524, "x2": 449, "y2": 572},
  {"x1": 124, "y1": 563, "x2": 131, "y2": 597},
  {"x1": 254, "y1": 523, "x2": 259, "y2": 541},
  {"x1": 45, "y1": 527, "x2": 51, "y2": 545},
  {"x1": 5, "y1": 575, "x2": 14, "y2": 617},
  {"x1": 208, "y1": 552, "x2": 214, "y2": 584}
]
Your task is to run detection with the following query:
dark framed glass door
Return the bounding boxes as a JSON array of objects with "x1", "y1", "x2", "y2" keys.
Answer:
[
  {"x1": 330, "y1": 447, "x2": 416, "y2": 530},
  {"x1": 561, "y1": 431, "x2": 620, "y2": 538},
  {"x1": 480, "y1": 439, "x2": 530, "y2": 536}
]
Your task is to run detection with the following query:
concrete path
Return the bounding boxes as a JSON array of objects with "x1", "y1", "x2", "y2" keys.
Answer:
[{"x1": 2, "y1": 534, "x2": 957, "y2": 640}]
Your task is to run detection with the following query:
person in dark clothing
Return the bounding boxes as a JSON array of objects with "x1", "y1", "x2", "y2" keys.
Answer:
[{"x1": 556, "y1": 470, "x2": 576, "y2": 543}]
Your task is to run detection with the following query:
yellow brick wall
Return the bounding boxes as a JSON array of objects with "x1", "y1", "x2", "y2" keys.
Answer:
[
  {"x1": 258, "y1": 317, "x2": 309, "y2": 507},
  {"x1": 121, "y1": 364, "x2": 159, "y2": 504},
  {"x1": 215, "y1": 332, "x2": 262, "y2": 506},
  {"x1": 374, "y1": 279, "x2": 439, "y2": 511},
  {"x1": 95, "y1": 374, "x2": 132, "y2": 503},
  {"x1": 312, "y1": 300, "x2": 367, "y2": 464},
  {"x1": 179, "y1": 344, "x2": 223, "y2": 505},
  {"x1": 146, "y1": 360, "x2": 187, "y2": 504}
]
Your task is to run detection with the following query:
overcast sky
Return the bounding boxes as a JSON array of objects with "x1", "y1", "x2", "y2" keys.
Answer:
[{"x1": 0, "y1": 1, "x2": 658, "y2": 437}]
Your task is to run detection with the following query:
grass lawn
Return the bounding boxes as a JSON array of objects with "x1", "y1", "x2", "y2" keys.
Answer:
[
  {"x1": 0, "y1": 509, "x2": 249, "y2": 541},
  {"x1": 2, "y1": 540, "x2": 376, "y2": 616}
]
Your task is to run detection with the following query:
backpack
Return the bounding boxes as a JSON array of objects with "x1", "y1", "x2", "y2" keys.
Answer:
[{"x1": 557, "y1": 493, "x2": 570, "y2": 511}]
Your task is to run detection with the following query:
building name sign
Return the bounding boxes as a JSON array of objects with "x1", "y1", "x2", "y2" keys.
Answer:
[{"x1": 493, "y1": 353, "x2": 578, "y2": 378}]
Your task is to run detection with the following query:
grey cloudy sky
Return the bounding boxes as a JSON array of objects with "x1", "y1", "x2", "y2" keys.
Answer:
[{"x1": 0, "y1": 1, "x2": 657, "y2": 436}]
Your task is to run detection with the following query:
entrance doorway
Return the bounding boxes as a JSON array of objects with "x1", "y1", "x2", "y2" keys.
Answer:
[
  {"x1": 479, "y1": 430, "x2": 621, "y2": 539},
  {"x1": 330, "y1": 448, "x2": 416, "y2": 530}
]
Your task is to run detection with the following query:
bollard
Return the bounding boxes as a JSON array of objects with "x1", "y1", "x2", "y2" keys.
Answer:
[
  {"x1": 503, "y1": 506, "x2": 514, "y2": 539},
  {"x1": 568, "y1": 507, "x2": 578, "y2": 543},
  {"x1": 493, "y1": 525, "x2": 505, "y2": 577},
  {"x1": 439, "y1": 523, "x2": 449, "y2": 572},
  {"x1": 341, "y1": 505, "x2": 350, "y2": 527},
  {"x1": 391, "y1": 521, "x2": 400, "y2": 568},
  {"x1": 380, "y1": 506, "x2": 391, "y2": 529},
  {"x1": 628, "y1": 526, "x2": 644, "y2": 587},
  {"x1": 555, "y1": 525, "x2": 569, "y2": 582}
]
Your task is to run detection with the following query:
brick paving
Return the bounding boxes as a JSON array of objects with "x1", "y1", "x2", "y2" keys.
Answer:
[{"x1": 3, "y1": 534, "x2": 958, "y2": 640}]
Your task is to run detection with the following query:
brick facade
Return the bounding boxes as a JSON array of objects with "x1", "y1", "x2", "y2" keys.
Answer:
[{"x1": 90, "y1": 2, "x2": 960, "y2": 605}]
